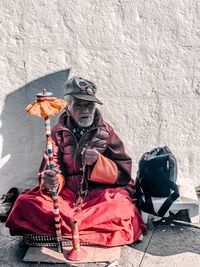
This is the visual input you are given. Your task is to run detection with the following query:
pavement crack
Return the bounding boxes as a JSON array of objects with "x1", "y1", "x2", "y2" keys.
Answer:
[{"x1": 139, "y1": 227, "x2": 156, "y2": 267}]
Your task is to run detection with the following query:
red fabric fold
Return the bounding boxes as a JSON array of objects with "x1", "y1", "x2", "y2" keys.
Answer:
[{"x1": 6, "y1": 187, "x2": 146, "y2": 247}]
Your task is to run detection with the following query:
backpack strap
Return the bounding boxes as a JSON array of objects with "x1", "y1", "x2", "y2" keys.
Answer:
[
  {"x1": 138, "y1": 194, "x2": 158, "y2": 216},
  {"x1": 137, "y1": 179, "x2": 179, "y2": 217},
  {"x1": 135, "y1": 176, "x2": 156, "y2": 215},
  {"x1": 157, "y1": 180, "x2": 179, "y2": 217}
]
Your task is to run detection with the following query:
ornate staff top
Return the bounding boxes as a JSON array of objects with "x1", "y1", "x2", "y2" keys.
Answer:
[
  {"x1": 37, "y1": 88, "x2": 53, "y2": 98},
  {"x1": 25, "y1": 88, "x2": 67, "y2": 118}
]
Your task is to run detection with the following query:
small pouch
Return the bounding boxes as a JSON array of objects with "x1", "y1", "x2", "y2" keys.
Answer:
[{"x1": 88, "y1": 154, "x2": 118, "y2": 184}]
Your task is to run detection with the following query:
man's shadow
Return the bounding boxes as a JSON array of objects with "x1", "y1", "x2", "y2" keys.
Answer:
[{"x1": 0, "y1": 69, "x2": 70, "y2": 196}]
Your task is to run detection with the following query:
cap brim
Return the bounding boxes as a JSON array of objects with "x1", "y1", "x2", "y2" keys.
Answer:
[{"x1": 70, "y1": 93, "x2": 103, "y2": 105}]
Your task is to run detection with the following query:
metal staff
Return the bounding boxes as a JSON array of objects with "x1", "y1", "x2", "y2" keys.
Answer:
[{"x1": 25, "y1": 89, "x2": 67, "y2": 252}]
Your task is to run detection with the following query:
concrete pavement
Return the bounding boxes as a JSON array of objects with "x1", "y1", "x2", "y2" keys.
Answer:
[{"x1": 1, "y1": 211, "x2": 200, "y2": 267}]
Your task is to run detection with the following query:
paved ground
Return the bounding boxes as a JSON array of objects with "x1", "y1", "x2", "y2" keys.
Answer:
[{"x1": 1, "y1": 210, "x2": 200, "y2": 267}]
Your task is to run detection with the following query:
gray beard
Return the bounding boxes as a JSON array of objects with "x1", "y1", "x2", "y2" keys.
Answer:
[{"x1": 75, "y1": 117, "x2": 94, "y2": 128}]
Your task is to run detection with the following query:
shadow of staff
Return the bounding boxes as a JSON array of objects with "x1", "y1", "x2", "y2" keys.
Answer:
[{"x1": 0, "y1": 69, "x2": 70, "y2": 196}]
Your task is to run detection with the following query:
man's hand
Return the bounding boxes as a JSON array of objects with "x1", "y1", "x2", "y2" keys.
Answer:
[
  {"x1": 82, "y1": 147, "x2": 99, "y2": 165},
  {"x1": 43, "y1": 169, "x2": 61, "y2": 191}
]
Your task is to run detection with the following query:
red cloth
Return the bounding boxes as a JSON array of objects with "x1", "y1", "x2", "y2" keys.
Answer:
[
  {"x1": 6, "y1": 186, "x2": 146, "y2": 246},
  {"x1": 89, "y1": 153, "x2": 118, "y2": 184}
]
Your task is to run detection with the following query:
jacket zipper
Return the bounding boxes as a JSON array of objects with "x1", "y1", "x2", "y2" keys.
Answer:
[
  {"x1": 56, "y1": 126, "x2": 99, "y2": 173},
  {"x1": 74, "y1": 127, "x2": 99, "y2": 173}
]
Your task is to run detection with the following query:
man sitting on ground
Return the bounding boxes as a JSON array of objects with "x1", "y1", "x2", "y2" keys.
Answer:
[{"x1": 6, "y1": 76, "x2": 146, "y2": 246}]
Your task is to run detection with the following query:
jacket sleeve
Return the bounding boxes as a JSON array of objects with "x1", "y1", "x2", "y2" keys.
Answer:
[{"x1": 88, "y1": 126, "x2": 132, "y2": 185}]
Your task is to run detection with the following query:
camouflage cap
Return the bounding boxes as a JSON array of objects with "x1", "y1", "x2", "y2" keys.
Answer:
[{"x1": 64, "y1": 76, "x2": 103, "y2": 105}]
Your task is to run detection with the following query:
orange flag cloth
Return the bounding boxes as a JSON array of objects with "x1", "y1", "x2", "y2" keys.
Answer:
[{"x1": 25, "y1": 97, "x2": 67, "y2": 118}]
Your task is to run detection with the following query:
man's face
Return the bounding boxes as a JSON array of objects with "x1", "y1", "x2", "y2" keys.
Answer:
[{"x1": 68, "y1": 97, "x2": 96, "y2": 128}]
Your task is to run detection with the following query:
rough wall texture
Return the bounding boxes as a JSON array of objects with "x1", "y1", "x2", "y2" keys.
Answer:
[{"x1": 0, "y1": 0, "x2": 200, "y2": 195}]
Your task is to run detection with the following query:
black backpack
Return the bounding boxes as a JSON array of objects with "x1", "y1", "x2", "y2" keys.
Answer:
[{"x1": 135, "y1": 146, "x2": 179, "y2": 217}]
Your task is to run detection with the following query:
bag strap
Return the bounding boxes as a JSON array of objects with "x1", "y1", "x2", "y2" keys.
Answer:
[
  {"x1": 157, "y1": 180, "x2": 179, "y2": 217},
  {"x1": 137, "y1": 179, "x2": 179, "y2": 217},
  {"x1": 153, "y1": 167, "x2": 179, "y2": 217},
  {"x1": 138, "y1": 194, "x2": 157, "y2": 216}
]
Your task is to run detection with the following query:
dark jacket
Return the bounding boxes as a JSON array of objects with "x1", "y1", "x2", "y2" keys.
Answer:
[{"x1": 38, "y1": 108, "x2": 132, "y2": 193}]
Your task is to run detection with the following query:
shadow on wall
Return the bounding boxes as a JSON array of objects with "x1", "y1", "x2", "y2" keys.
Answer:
[{"x1": 0, "y1": 69, "x2": 70, "y2": 196}]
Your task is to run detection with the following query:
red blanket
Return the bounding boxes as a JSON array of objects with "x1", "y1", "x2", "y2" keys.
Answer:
[{"x1": 6, "y1": 186, "x2": 146, "y2": 247}]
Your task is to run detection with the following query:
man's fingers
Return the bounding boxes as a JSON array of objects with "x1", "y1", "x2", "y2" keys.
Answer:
[
  {"x1": 45, "y1": 183, "x2": 59, "y2": 191},
  {"x1": 44, "y1": 169, "x2": 61, "y2": 176},
  {"x1": 84, "y1": 149, "x2": 99, "y2": 157},
  {"x1": 44, "y1": 170, "x2": 56, "y2": 176},
  {"x1": 47, "y1": 180, "x2": 59, "y2": 186},
  {"x1": 82, "y1": 147, "x2": 99, "y2": 165},
  {"x1": 44, "y1": 176, "x2": 59, "y2": 191},
  {"x1": 85, "y1": 152, "x2": 96, "y2": 157},
  {"x1": 84, "y1": 154, "x2": 97, "y2": 159},
  {"x1": 44, "y1": 176, "x2": 58, "y2": 182},
  {"x1": 83, "y1": 160, "x2": 93, "y2": 166},
  {"x1": 83, "y1": 157, "x2": 98, "y2": 165},
  {"x1": 84, "y1": 148, "x2": 97, "y2": 154},
  {"x1": 43, "y1": 170, "x2": 59, "y2": 189},
  {"x1": 81, "y1": 148, "x2": 86, "y2": 156},
  {"x1": 54, "y1": 168, "x2": 61, "y2": 174},
  {"x1": 46, "y1": 183, "x2": 59, "y2": 188}
]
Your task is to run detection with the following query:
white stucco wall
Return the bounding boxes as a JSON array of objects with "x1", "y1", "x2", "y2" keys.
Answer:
[{"x1": 0, "y1": 0, "x2": 200, "y2": 195}]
